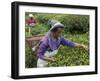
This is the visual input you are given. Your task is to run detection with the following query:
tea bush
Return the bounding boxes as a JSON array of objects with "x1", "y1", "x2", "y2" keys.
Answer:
[{"x1": 25, "y1": 13, "x2": 89, "y2": 68}]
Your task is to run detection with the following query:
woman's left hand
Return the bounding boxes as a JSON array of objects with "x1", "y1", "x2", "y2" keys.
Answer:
[
  {"x1": 75, "y1": 43, "x2": 89, "y2": 51},
  {"x1": 81, "y1": 44, "x2": 89, "y2": 51}
]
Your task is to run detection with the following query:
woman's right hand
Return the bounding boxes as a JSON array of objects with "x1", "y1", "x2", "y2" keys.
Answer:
[
  {"x1": 49, "y1": 57, "x2": 56, "y2": 62},
  {"x1": 44, "y1": 57, "x2": 55, "y2": 62}
]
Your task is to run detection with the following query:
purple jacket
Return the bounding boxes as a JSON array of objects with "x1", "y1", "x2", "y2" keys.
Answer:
[{"x1": 37, "y1": 35, "x2": 76, "y2": 60}]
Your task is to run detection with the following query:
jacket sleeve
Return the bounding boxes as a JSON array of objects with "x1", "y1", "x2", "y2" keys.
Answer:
[
  {"x1": 37, "y1": 41, "x2": 48, "y2": 60},
  {"x1": 60, "y1": 37, "x2": 76, "y2": 47}
]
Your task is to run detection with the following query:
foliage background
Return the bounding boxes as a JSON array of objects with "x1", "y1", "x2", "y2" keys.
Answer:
[{"x1": 25, "y1": 12, "x2": 89, "y2": 68}]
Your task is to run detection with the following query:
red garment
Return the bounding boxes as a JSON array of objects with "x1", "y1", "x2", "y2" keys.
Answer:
[{"x1": 26, "y1": 17, "x2": 36, "y2": 26}]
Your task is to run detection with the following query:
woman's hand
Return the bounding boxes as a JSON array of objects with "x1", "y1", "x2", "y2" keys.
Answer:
[
  {"x1": 81, "y1": 44, "x2": 89, "y2": 51},
  {"x1": 47, "y1": 57, "x2": 56, "y2": 62},
  {"x1": 75, "y1": 43, "x2": 89, "y2": 51},
  {"x1": 43, "y1": 56, "x2": 56, "y2": 62},
  {"x1": 50, "y1": 57, "x2": 56, "y2": 62}
]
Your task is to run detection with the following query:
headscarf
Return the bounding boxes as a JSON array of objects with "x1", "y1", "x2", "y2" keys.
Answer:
[{"x1": 46, "y1": 20, "x2": 64, "y2": 51}]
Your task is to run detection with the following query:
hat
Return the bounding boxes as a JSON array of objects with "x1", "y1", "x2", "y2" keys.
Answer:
[
  {"x1": 29, "y1": 14, "x2": 34, "y2": 17},
  {"x1": 48, "y1": 20, "x2": 64, "y2": 31}
]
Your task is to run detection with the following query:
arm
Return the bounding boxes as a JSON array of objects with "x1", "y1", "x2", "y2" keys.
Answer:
[
  {"x1": 61, "y1": 37, "x2": 88, "y2": 51},
  {"x1": 37, "y1": 42, "x2": 55, "y2": 62},
  {"x1": 74, "y1": 43, "x2": 88, "y2": 51},
  {"x1": 61, "y1": 37, "x2": 76, "y2": 47}
]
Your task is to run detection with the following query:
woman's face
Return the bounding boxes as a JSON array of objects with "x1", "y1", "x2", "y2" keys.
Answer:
[{"x1": 53, "y1": 28, "x2": 64, "y2": 39}]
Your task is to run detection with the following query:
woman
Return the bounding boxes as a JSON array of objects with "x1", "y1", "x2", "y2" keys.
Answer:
[
  {"x1": 26, "y1": 14, "x2": 37, "y2": 27},
  {"x1": 35, "y1": 20, "x2": 88, "y2": 67}
]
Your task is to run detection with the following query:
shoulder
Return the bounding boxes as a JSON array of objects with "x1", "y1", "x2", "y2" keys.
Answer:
[
  {"x1": 60, "y1": 36, "x2": 65, "y2": 41},
  {"x1": 40, "y1": 36, "x2": 49, "y2": 46}
]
